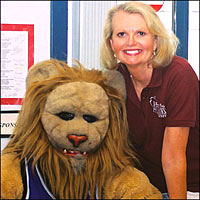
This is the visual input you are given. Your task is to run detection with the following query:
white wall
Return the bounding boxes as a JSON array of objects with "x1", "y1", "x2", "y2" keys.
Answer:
[{"x1": 1, "y1": 1, "x2": 50, "y2": 64}]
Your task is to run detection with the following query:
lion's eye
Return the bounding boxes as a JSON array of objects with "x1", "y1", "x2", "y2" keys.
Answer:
[
  {"x1": 56, "y1": 112, "x2": 74, "y2": 121},
  {"x1": 83, "y1": 115, "x2": 98, "y2": 123}
]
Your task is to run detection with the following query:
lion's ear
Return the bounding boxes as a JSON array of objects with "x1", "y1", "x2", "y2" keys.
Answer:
[
  {"x1": 103, "y1": 70, "x2": 126, "y2": 100},
  {"x1": 26, "y1": 59, "x2": 67, "y2": 88}
]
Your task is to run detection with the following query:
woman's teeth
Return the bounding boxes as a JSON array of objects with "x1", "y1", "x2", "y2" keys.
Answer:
[{"x1": 125, "y1": 50, "x2": 141, "y2": 54}]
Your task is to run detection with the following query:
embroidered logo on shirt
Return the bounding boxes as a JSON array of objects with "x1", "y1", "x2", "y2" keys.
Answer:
[{"x1": 149, "y1": 96, "x2": 167, "y2": 118}]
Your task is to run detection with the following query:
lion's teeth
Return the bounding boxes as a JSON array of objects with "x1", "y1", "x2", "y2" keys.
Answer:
[{"x1": 62, "y1": 149, "x2": 88, "y2": 155}]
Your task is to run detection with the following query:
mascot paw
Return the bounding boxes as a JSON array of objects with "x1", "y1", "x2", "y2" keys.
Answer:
[{"x1": 104, "y1": 166, "x2": 162, "y2": 199}]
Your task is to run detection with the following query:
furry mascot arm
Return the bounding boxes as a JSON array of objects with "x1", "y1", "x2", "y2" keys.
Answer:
[
  {"x1": 104, "y1": 166, "x2": 161, "y2": 199},
  {"x1": 1, "y1": 153, "x2": 23, "y2": 199}
]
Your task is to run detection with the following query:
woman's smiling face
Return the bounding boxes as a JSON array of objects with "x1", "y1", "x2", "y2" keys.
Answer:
[{"x1": 110, "y1": 11, "x2": 157, "y2": 68}]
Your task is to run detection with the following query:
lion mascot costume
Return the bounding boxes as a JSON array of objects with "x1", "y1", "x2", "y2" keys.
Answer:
[{"x1": 1, "y1": 59, "x2": 162, "y2": 199}]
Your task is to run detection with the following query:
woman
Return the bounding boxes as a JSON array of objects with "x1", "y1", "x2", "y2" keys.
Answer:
[{"x1": 100, "y1": 1, "x2": 199, "y2": 199}]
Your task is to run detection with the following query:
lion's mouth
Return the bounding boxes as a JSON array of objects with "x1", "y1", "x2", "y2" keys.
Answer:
[{"x1": 62, "y1": 149, "x2": 89, "y2": 157}]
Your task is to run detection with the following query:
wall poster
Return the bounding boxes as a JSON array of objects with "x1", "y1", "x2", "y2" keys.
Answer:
[
  {"x1": 1, "y1": 24, "x2": 34, "y2": 111},
  {"x1": 1, "y1": 112, "x2": 18, "y2": 136}
]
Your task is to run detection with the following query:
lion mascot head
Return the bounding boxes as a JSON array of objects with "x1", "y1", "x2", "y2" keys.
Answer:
[{"x1": 2, "y1": 59, "x2": 140, "y2": 199}]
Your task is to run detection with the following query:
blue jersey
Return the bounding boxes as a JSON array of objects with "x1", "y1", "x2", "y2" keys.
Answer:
[
  {"x1": 21, "y1": 158, "x2": 55, "y2": 199},
  {"x1": 21, "y1": 158, "x2": 98, "y2": 199}
]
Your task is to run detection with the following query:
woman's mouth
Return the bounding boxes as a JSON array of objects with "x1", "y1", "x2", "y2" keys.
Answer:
[{"x1": 124, "y1": 49, "x2": 142, "y2": 55}]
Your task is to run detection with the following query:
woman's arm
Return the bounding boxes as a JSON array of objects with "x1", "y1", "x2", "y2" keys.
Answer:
[{"x1": 162, "y1": 127, "x2": 189, "y2": 199}]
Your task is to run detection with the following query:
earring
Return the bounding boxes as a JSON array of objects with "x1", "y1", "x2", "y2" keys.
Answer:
[
  {"x1": 113, "y1": 54, "x2": 120, "y2": 63},
  {"x1": 153, "y1": 49, "x2": 157, "y2": 56}
]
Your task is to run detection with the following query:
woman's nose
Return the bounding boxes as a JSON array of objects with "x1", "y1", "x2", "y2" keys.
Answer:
[{"x1": 128, "y1": 34, "x2": 136, "y2": 46}]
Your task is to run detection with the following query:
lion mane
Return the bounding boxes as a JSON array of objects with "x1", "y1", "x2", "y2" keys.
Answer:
[{"x1": 3, "y1": 59, "x2": 138, "y2": 199}]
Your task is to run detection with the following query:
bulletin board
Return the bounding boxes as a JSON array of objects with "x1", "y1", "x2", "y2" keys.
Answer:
[{"x1": 1, "y1": 24, "x2": 34, "y2": 107}]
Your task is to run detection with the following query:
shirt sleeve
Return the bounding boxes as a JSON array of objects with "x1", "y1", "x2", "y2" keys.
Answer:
[{"x1": 165, "y1": 63, "x2": 199, "y2": 127}]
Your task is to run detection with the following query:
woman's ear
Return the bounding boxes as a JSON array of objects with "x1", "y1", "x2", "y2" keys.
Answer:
[
  {"x1": 154, "y1": 36, "x2": 158, "y2": 51},
  {"x1": 110, "y1": 38, "x2": 114, "y2": 51}
]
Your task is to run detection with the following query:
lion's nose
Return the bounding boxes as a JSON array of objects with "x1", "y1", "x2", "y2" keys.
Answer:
[{"x1": 67, "y1": 134, "x2": 87, "y2": 147}]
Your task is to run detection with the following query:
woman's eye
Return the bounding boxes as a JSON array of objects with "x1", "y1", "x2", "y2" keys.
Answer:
[
  {"x1": 138, "y1": 31, "x2": 146, "y2": 36},
  {"x1": 56, "y1": 112, "x2": 74, "y2": 121},
  {"x1": 117, "y1": 32, "x2": 125, "y2": 37},
  {"x1": 83, "y1": 115, "x2": 98, "y2": 123}
]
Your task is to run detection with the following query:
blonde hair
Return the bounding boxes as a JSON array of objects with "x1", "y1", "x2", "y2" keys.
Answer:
[
  {"x1": 100, "y1": 1, "x2": 179, "y2": 69},
  {"x1": 3, "y1": 59, "x2": 138, "y2": 199}
]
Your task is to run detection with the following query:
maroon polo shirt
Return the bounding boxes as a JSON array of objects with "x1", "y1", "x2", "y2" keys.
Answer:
[{"x1": 117, "y1": 56, "x2": 199, "y2": 192}]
